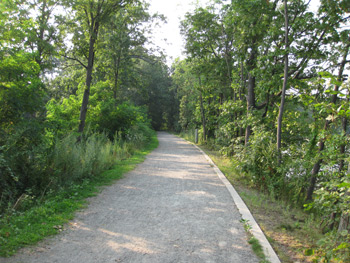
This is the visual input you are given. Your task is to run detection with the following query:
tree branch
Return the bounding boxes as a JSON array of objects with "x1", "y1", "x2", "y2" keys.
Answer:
[
  {"x1": 63, "y1": 54, "x2": 87, "y2": 69},
  {"x1": 128, "y1": 55, "x2": 156, "y2": 65}
]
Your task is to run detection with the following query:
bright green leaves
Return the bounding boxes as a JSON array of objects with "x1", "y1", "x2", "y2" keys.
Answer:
[
  {"x1": 181, "y1": 7, "x2": 221, "y2": 59},
  {"x1": 0, "y1": 51, "x2": 43, "y2": 129}
]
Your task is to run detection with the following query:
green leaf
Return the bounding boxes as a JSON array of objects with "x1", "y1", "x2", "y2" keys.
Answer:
[
  {"x1": 304, "y1": 248, "x2": 314, "y2": 256},
  {"x1": 337, "y1": 182, "x2": 350, "y2": 188},
  {"x1": 318, "y1": 71, "x2": 333, "y2": 78},
  {"x1": 334, "y1": 242, "x2": 349, "y2": 251},
  {"x1": 339, "y1": 230, "x2": 348, "y2": 237}
]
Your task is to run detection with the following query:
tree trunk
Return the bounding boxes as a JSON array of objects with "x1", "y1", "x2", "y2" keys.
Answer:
[
  {"x1": 306, "y1": 122, "x2": 327, "y2": 201},
  {"x1": 338, "y1": 37, "x2": 350, "y2": 171},
  {"x1": 339, "y1": 111, "x2": 348, "y2": 172},
  {"x1": 113, "y1": 52, "x2": 122, "y2": 101},
  {"x1": 36, "y1": 0, "x2": 47, "y2": 69},
  {"x1": 78, "y1": 21, "x2": 99, "y2": 134},
  {"x1": 198, "y1": 76, "x2": 207, "y2": 141},
  {"x1": 338, "y1": 211, "x2": 350, "y2": 232},
  {"x1": 245, "y1": 74, "x2": 255, "y2": 145},
  {"x1": 200, "y1": 92, "x2": 206, "y2": 142},
  {"x1": 239, "y1": 62, "x2": 246, "y2": 139},
  {"x1": 337, "y1": 40, "x2": 350, "y2": 230},
  {"x1": 277, "y1": 0, "x2": 289, "y2": 157}
]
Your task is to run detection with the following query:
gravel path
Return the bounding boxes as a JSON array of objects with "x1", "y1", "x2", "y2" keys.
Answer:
[{"x1": 2, "y1": 132, "x2": 259, "y2": 263}]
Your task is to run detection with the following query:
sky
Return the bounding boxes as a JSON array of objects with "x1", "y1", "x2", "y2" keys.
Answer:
[{"x1": 147, "y1": 0, "x2": 211, "y2": 66}]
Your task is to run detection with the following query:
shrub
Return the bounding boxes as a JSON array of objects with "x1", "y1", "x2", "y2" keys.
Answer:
[
  {"x1": 236, "y1": 129, "x2": 281, "y2": 193},
  {"x1": 0, "y1": 120, "x2": 51, "y2": 212},
  {"x1": 90, "y1": 101, "x2": 152, "y2": 140}
]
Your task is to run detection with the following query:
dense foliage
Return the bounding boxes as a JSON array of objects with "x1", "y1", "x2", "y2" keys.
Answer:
[
  {"x1": 0, "y1": 0, "x2": 175, "y2": 216},
  {"x1": 175, "y1": 0, "x2": 350, "y2": 261}
]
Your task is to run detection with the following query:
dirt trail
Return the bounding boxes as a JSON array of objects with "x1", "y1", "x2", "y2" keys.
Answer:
[{"x1": 2, "y1": 132, "x2": 259, "y2": 263}]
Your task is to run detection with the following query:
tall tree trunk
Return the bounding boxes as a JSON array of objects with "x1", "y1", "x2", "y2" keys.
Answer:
[
  {"x1": 306, "y1": 131, "x2": 327, "y2": 201},
  {"x1": 224, "y1": 53, "x2": 233, "y2": 99},
  {"x1": 78, "y1": 21, "x2": 99, "y2": 134},
  {"x1": 198, "y1": 76, "x2": 207, "y2": 142},
  {"x1": 338, "y1": 37, "x2": 350, "y2": 171},
  {"x1": 239, "y1": 62, "x2": 245, "y2": 139},
  {"x1": 113, "y1": 52, "x2": 122, "y2": 101},
  {"x1": 277, "y1": 0, "x2": 289, "y2": 159},
  {"x1": 245, "y1": 74, "x2": 255, "y2": 145},
  {"x1": 245, "y1": 41, "x2": 257, "y2": 146},
  {"x1": 200, "y1": 92, "x2": 206, "y2": 142},
  {"x1": 339, "y1": 107, "x2": 348, "y2": 172},
  {"x1": 337, "y1": 40, "x2": 350, "y2": 231},
  {"x1": 36, "y1": 0, "x2": 47, "y2": 69}
]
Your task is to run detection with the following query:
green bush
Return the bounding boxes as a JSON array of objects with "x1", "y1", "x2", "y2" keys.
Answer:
[
  {"x1": 0, "y1": 120, "x2": 51, "y2": 212},
  {"x1": 311, "y1": 230, "x2": 350, "y2": 263},
  {"x1": 236, "y1": 129, "x2": 280, "y2": 192},
  {"x1": 90, "y1": 101, "x2": 152, "y2": 140}
]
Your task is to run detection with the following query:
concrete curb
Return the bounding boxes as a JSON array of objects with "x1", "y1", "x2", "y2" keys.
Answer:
[{"x1": 190, "y1": 142, "x2": 281, "y2": 263}]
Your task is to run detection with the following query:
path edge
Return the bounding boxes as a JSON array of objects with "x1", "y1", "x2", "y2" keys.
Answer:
[{"x1": 188, "y1": 141, "x2": 281, "y2": 263}]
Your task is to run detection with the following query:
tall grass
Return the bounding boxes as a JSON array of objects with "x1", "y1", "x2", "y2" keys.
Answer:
[
  {"x1": 52, "y1": 129, "x2": 154, "y2": 188},
  {"x1": 1, "y1": 127, "x2": 155, "y2": 214},
  {"x1": 52, "y1": 133, "x2": 116, "y2": 186}
]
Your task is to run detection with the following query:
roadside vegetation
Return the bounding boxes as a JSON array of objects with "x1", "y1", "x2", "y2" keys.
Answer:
[
  {"x1": 0, "y1": 0, "x2": 173, "y2": 257},
  {"x1": 0, "y1": 134, "x2": 158, "y2": 257},
  {"x1": 180, "y1": 130, "x2": 339, "y2": 262},
  {"x1": 175, "y1": 1, "x2": 349, "y2": 262},
  {"x1": 199, "y1": 139, "x2": 323, "y2": 263}
]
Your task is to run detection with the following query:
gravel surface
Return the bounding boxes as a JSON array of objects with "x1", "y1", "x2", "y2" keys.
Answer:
[{"x1": 2, "y1": 132, "x2": 259, "y2": 263}]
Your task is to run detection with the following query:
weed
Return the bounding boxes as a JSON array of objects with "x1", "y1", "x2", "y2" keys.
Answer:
[
  {"x1": 239, "y1": 218, "x2": 270, "y2": 262},
  {"x1": 248, "y1": 237, "x2": 270, "y2": 263}
]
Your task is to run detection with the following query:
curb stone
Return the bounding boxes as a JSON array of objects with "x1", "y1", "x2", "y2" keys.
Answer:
[{"x1": 189, "y1": 141, "x2": 281, "y2": 263}]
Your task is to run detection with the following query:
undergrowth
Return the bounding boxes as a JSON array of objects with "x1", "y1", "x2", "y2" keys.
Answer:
[
  {"x1": 199, "y1": 144, "x2": 323, "y2": 263},
  {"x1": 0, "y1": 134, "x2": 158, "y2": 257},
  {"x1": 178, "y1": 130, "x2": 327, "y2": 262}
]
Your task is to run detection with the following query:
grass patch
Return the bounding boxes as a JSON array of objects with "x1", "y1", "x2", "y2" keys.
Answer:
[
  {"x1": 188, "y1": 142, "x2": 322, "y2": 263},
  {"x1": 249, "y1": 237, "x2": 270, "y2": 263},
  {"x1": 0, "y1": 135, "x2": 158, "y2": 257},
  {"x1": 240, "y1": 218, "x2": 269, "y2": 263}
]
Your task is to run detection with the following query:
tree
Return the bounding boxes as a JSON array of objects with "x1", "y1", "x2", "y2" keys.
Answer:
[
  {"x1": 26, "y1": 0, "x2": 63, "y2": 74},
  {"x1": 305, "y1": 0, "x2": 350, "y2": 201},
  {"x1": 63, "y1": 0, "x2": 135, "y2": 135},
  {"x1": 97, "y1": 1, "x2": 155, "y2": 102},
  {"x1": 277, "y1": 0, "x2": 289, "y2": 156}
]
